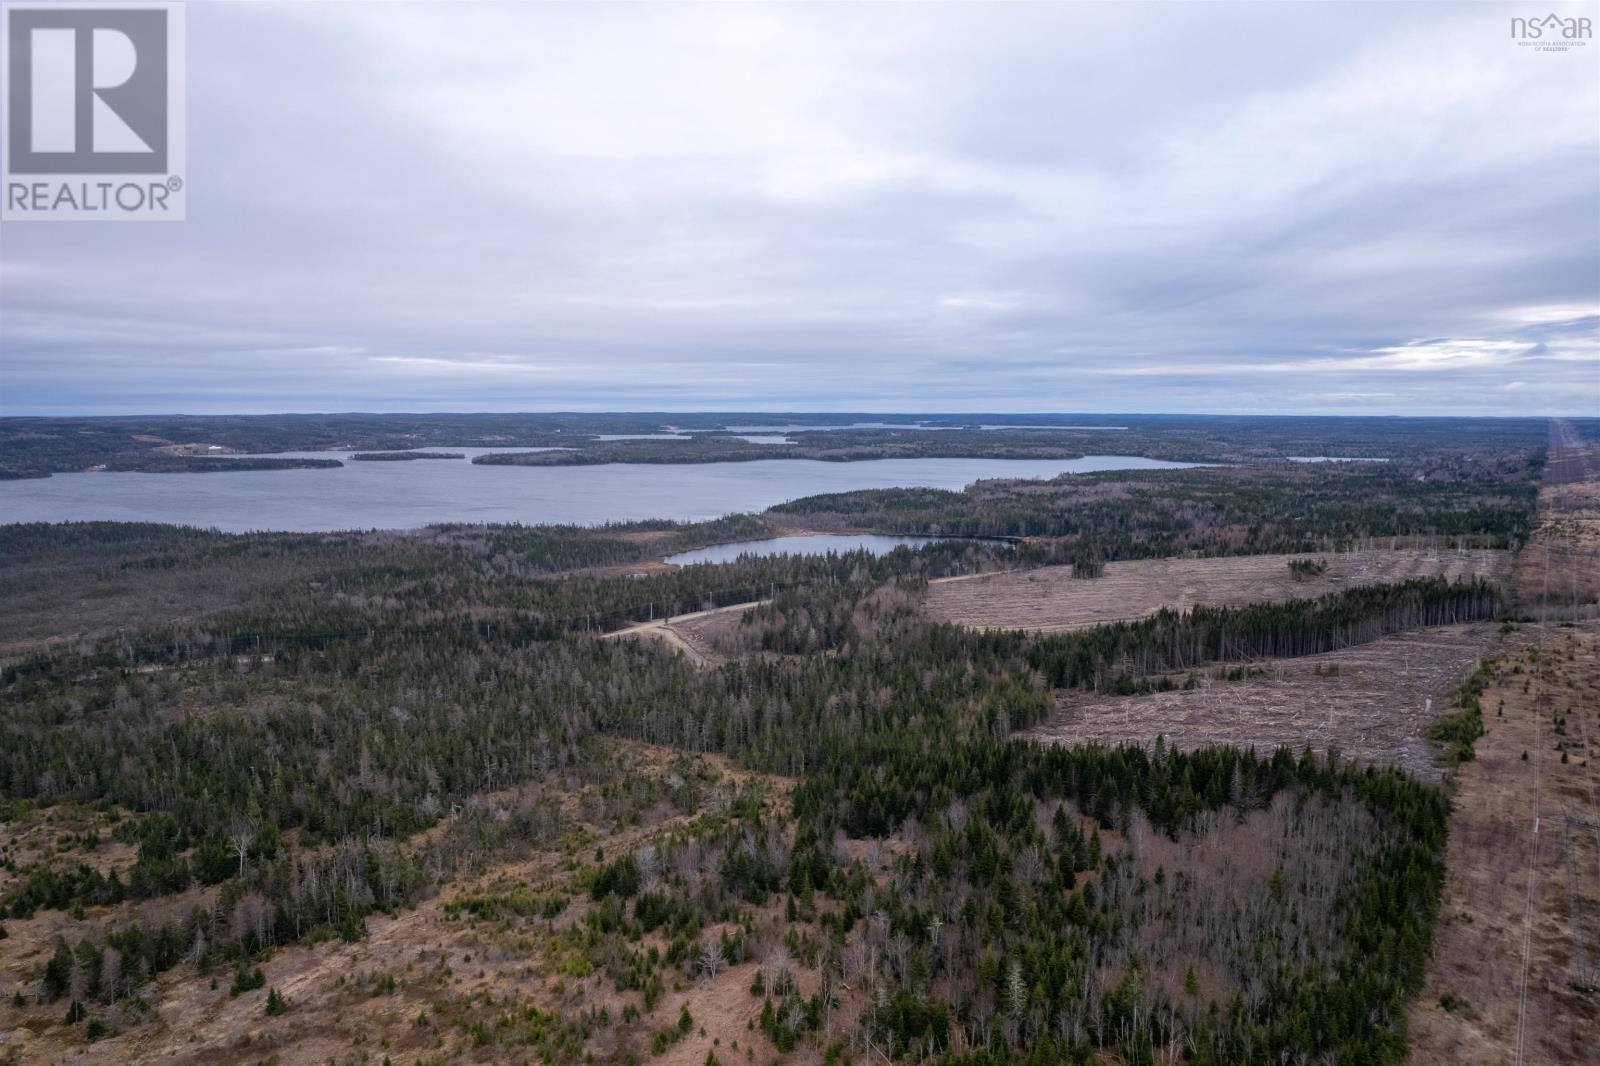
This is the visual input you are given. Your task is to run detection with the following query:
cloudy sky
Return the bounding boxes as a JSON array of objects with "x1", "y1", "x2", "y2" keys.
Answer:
[{"x1": 1, "y1": 1, "x2": 1597, "y2": 415}]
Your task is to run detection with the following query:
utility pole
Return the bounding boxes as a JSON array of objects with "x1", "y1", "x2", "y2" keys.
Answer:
[{"x1": 1564, "y1": 812, "x2": 1600, "y2": 992}]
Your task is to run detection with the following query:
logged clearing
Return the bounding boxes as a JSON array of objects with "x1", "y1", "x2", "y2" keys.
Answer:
[
  {"x1": 1407, "y1": 624, "x2": 1600, "y2": 1066},
  {"x1": 926, "y1": 547, "x2": 1511, "y2": 632},
  {"x1": 0, "y1": 744, "x2": 797, "y2": 1066},
  {"x1": 1025, "y1": 623, "x2": 1502, "y2": 778}
]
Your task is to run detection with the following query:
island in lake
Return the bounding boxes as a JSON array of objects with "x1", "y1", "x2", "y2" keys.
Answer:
[
  {"x1": 350, "y1": 451, "x2": 466, "y2": 461},
  {"x1": 103, "y1": 456, "x2": 344, "y2": 474}
]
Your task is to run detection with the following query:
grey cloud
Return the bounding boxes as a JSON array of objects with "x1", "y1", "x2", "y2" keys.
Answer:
[{"x1": 0, "y1": 1, "x2": 1596, "y2": 415}]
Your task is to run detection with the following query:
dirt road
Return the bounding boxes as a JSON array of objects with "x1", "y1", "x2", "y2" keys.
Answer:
[{"x1": 600, "y1": 600, "x2": 765, "y2": 667}]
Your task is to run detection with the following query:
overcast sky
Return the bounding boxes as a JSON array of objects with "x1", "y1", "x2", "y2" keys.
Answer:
[{"x1": 1, "y1": 1, "x2": 1597, "y2": 416}]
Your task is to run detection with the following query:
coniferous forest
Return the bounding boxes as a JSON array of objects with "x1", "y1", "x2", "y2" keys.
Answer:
[{"x1": 0, "y1": 422, "x2": 1563, "y2": 1064}]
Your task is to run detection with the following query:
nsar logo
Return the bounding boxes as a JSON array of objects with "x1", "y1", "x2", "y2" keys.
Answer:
[{"x1": 1510, "y1": 12, "x2": 1593, "y2": 50}]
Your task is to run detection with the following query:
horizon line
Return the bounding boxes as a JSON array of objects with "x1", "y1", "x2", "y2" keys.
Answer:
[{"x1": 1, "y1": 409, "x2": 1593, "y2": 422}]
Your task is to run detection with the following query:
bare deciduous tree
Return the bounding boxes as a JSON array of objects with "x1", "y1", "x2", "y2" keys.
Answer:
[
  {"x1": 230, "y1": 819, "x2": 256, "y2": 879},
  {"x1": 698, "y1": 938, "x2": 726, "y2": 982}
]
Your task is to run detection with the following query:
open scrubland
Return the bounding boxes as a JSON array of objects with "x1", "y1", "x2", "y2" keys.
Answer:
[
  {"x1": 0, "y1": 743, "x2": 799, "y2": 1065},
  {"x1": 1406, "y1": 624, "x2": 1600, "y2": 1066}
]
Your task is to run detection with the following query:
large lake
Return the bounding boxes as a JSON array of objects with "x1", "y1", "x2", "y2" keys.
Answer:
[{"x1": 0, "y1": 451, "x2": 1203, "y2": 533}]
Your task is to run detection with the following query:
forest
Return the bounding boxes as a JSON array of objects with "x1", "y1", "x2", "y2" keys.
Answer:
[
  {"x1": 0, "y1": 551, "x2": 1498, "y2": 1062},
  {"x1": 773, "y1": 452, "x2": 1541, "y2": 549},
  {"x1": 1, "y1": 412, "x2": 1579, "y2": 478},
  {"x1": 0, "y1": 419, "x2": 1564, "y2": 1064}
]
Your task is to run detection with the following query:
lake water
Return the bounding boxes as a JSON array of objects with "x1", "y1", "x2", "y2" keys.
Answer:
[
  {"x1": 665, "y1": 533, "x2": 975, "y2": 565},
  {"x1": 0, "y1": 452, "x2": 1203, "y2": 533},
  {"x1": 722, "y1": 421, "x2": 1128, "y2": 433}
]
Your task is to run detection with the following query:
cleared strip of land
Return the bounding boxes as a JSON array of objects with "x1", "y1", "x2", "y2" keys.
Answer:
[
  {"x1": 1514, "y1": 424, "x2": 1600, "y2": 615},
  {"x1": 1024, "y1": 623, "x2": 1500, "y2": 779},
  {"x1": 1408, "y1": 420, "x2": 1600, "y2": 1066},
  {"x1": 1406, "y1": 625, "x2": 1600, "y2": 1066},
  {"x1": 927, "y1": 547, "x2": 1511, "y2": 632}
]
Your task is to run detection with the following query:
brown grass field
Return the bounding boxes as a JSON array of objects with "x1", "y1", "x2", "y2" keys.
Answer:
[
  {"x1": 1025, "y1": 623, "x2": 1503, "y2": 779},
  {"x1": 1407, "y1": 624, "x2": 1600, "y2": 1066},
  {"x1": 926, "y1": 547, "x2": 1511, "y2": 632}
]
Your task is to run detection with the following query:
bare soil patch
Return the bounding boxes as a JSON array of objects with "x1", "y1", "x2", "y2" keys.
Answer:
[
  {"x1": 927, "y1": 547, "x2": 1511, "y2": 632},
  {"x1": 1025, "y1": 624, "x2": 1502, "y2": 778}
]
